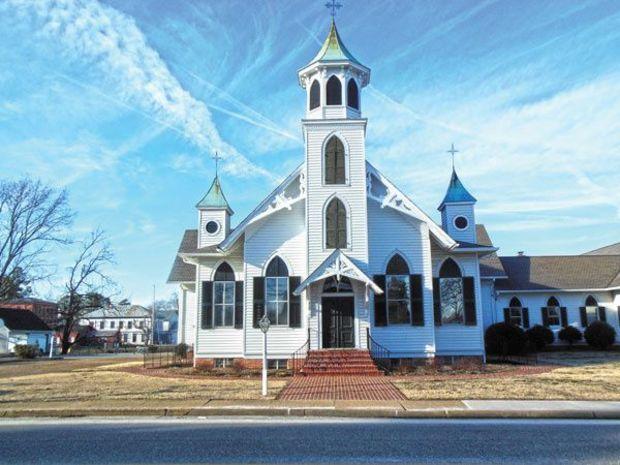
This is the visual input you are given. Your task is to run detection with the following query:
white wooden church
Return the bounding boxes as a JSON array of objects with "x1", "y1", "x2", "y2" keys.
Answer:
[{"x1": 169, "y1": 20, "x2": 620, "y2": 369}]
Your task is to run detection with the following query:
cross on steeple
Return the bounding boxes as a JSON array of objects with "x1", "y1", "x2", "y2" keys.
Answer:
[
  {"x1": 325, "y1": 0, "x2": 342, "y2": 18},
  {"x1": 447, "y1": 143, "x2": 459, "y2": 170},
  {"x1": 212, "y1": 152, "x2": 222, "y2": 177}
]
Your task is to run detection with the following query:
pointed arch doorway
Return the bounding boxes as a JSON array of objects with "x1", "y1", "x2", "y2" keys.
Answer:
[{"x1": 321, "y1": 276, "x2": 355, "y2": 348}]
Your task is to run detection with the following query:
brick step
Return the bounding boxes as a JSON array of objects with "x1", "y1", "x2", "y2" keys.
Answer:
[
  {"x1": 303, "y1": 362, "x2": 379, "y2": 368},
  {"x1": 298, "y1": 349, "x2": 384, "y2": 377},
  {"x1": 300, "y1": 370, "x2": 383, "y2": 376}
]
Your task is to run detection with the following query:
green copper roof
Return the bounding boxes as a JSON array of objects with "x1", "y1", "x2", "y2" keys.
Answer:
[
  {"x1": 438, "y1": 168, "x2": 477, "y2": 210},
  {"x1": 196, "y1": 176, "x2": 233, "y2": 213},
  {"x1": 309, "y1": 20, "x2": 362, "y2": 65}
]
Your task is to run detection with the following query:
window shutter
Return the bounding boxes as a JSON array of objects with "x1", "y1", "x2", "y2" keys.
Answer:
[
  {"x1": 253, "y1": 277, "x2": 265, "y2": 328},
  {"x1": 503, "y1": 308, "x2": 510, "y2": 323},
  {"x1": 201, "y1": 281, "x2": 213, "y2": 329},
  {"x1": 433, "y1": 277, "x2": 441, "y2": 326},
  {"x1": 598, "y1": 307, "x2": 607, "y2": 322},
  {"x1": 522, "y1": 308, "x2": 530, "y2": 328},
  {"x1": 373, "y1": 275, "x2": 386, "y2": 326},
  {"x1": 409, "y1": 274, "x2": 424, "y2": 326},
  {"x1": 560, "y1": 307, "x2": 568, "y2": 327},
  {"x1": 234, "y1": 281, "x2": 244, "y2": 329},
  {"x1": 289, "y1": 276, "x2": 302, "y2": 328},
  {"x1": 579, "y1": 307, "x2": 587, "y2": 327},
  {"x1": 463, "y1": 277, "x2": 477, "y2": 326},
  {"x1": 541, "y1": 307, "x2": 550, "y2": 327}
]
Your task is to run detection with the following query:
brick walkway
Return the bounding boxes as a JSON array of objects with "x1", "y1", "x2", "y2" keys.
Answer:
[{"x1": 278, "y1": 376, "x2": 406, "y2": 401}]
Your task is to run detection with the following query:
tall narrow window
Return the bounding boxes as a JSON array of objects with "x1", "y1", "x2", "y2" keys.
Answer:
[
  {"x1": 347, "y1": 79, "x2": 359, "y2": 109},
  {"x1": 585, "y1": 295, "x2": 599, "y2": 325},
  {"x1": 508, "y1": 297, "x2": 523, "y2": 327},
  {"x1": 325, "y1": 198, "x2": 347, "y2": 249},
  {"x1": 326, "y1": 75, "x2": 342, "y2": 105},
  {"x1": 545, "y1": 296, "x2": 561, "y2": 326},
  {"x1": 386, "y1": 254, "x2": 410, "y2": 324},
  {"x1": 213, "y1": 262, "x2": 235, "y2": 327},
  {"x1": 265, "y1": 256, "x2": 289, "y2": 325},
  {"x1": 324, "y1": 136, "x2": 346, "y2": 184},
  {"x1": 309, "y1": 80, "x2": 320, "y2": 110},
  {"x1": 439, "y1": 258, "x2": 464, "y2": 324}
]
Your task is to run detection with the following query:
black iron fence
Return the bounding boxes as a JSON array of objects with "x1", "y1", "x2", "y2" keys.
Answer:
[
  {"x1": 142, "y1": 344, "x2": 193, "y2": 369},
  {"x1": 290, "y1": 328, "x2": 311, "y2": 375}
]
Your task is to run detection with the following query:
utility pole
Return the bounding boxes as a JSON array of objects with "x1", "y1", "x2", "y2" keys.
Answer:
[{"x1": 152, "y1": 284, "x2": 156, "y2": 345}]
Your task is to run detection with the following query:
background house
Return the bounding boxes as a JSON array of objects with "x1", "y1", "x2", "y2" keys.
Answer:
[
  {"x1": 0, "y1": 307, "x2": 53, "y2": 353},
  {"x1": 80, "y1": 304, "x2": 152, "y2": 346}
]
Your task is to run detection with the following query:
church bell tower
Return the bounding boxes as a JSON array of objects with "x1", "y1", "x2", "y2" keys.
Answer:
[{"x1": 298, "y1": 15, "x2": 371, "y2": 271}]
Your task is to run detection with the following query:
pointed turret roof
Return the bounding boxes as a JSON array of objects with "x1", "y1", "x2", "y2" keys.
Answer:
[
  {"x1": 196, "y1": 176, "x2": 233, "y2": 214},
  {"x1": 308, "y1": 19, "x2": 362, "y2": 66},
  {"x1": 438, "y1": 168, "x2": 477, "y2": 210}
]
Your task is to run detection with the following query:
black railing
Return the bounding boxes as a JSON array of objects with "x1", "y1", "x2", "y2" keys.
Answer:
[
  {"x1": 290, "y1": 328, "x2": 311, "y2": 375},
  {"x1": 143, "y1": 344, "x2": 194, "y2": 369},
  {"x1": 366, "y1": 328, "x2": 391, "y2": 373}
]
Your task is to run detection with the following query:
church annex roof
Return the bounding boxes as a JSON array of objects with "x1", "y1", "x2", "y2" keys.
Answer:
[
  {"x1": 196, "y1": 176, "x2": 233, "y2": 214},
  {"x1": 167, "y1": 230, "x2": 198, "y2": 283},
  {"x1": 583, "y1": 242, "x2": 620, "y2": 256},
  {"x1": 438, "y1": 169, "x2": 477, "y2": 210},
  {"x1": 307, "y1": 20, "x2": 362, "y2": 66}
]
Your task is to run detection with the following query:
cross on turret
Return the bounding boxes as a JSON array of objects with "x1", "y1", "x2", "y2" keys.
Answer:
[
  {"x1": 325, "y1": 0, "x2": 343, "y2": 18},
  {"x1": 447, "y1": 143, "x2": 459, "y2": 170}
]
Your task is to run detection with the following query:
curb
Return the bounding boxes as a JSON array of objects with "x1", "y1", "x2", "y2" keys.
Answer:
[{"x1": 1, "y1": 407, "x2": 619, "y2": 420}]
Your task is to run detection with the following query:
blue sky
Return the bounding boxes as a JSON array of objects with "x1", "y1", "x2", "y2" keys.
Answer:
[{"x1": 1, "y1": 0, "x2": 619, "y2": 304}]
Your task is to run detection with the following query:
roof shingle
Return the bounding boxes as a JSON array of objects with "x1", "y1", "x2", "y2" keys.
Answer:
[
  {"x1": 167, "y1": 230, "x2": 197, "y2": 283},
  {"x1": 0, "y1": 308, "x2": 51, "y2": 331}
]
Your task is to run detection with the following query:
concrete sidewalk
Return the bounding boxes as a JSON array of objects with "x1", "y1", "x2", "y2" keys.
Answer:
[{"x1": 1, "y1": 399, "x2": 620, "y2": 419}]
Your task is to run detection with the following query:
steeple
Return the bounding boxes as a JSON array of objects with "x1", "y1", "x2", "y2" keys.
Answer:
[
  {"x1": 307, "y1": 19, "x2": 362, "y2": 67},
  {"x1": 196, "y1": 176, "x2": 233, "y2": 215},
  {"x1": 438, "y1": 168, "x2": 477, "y2": 211},
  {"x1": 438, "y1": 164, "x2": 477, "y2": 244},
  {"x1": 196, "y1": 173, "x2": 233, "y2": 248}
]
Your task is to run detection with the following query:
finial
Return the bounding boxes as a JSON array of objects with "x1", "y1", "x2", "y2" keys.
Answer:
[
  {"x1": 212, "y1": 152, "x2": 222, "y2": 177},
  {"x1": 325, "y1": 0, "x2": 342, "y2": 19},
  {"x1": 447, "y1": 143, "x2": 459, "y2": 170}
]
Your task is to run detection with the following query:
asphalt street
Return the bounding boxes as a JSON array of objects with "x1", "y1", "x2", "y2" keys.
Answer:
[{"x1": 0, "y1": 417, "x2": 618, "y2": 464}]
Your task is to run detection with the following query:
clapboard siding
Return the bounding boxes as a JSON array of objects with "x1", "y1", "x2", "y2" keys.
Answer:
[
  {"x1": 367, "y1": 200, "x2": 436, "y2": 357},
  {"x1": 495, "y1": 291, "x2": 619, "y2": 340},
  {"x1": 244, "y1": 202, "x2": 307, "y2": 357},
  {"x1": 441, "y1": 203, "x2": 476, "y2": 244},
  {"x1": 198, "y1": 209, "x2": 229, "y2": 248},
  {"x1": 432, "y1": 250, "x2": 485, "y2": 355},
  {"x1": 194, "y1": 252, "x2": 245, "y2": 357},
  {"x1": 480, "y1": 280, "x2": 496, "y2": 329}
]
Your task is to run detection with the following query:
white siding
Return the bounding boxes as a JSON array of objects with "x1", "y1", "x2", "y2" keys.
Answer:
[
  {"x1": 432, "y1": 250, "x2": 485, "y2": 356},
  {"x1": 480, "y1": 280, "x2": 496, "y2": 328},
  {"x1": 243, "y1": 202, "x2": 308, "y2": 357},
  {"x1": 367, "y1": 200, "x2": 435, "y2": 357},
  {"x1": 441, "y1": 203, "x2": 476, "y2": 244},
  {"x1": 198, "y1": 209, "x2": 230, "y2": 248}
]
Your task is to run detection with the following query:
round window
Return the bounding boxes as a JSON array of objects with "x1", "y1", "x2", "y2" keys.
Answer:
[
  {"x1": 454, "y1": 216, "x2": 469, "y2": 230},
  {"x1": 205, "y1": 220, "x2": 219, "y2": 234}
]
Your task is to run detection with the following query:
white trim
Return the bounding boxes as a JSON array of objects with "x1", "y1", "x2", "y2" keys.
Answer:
[
  {"x1": 210, "y1": 260, "x2": 238, "y2": 281},
  {"x1": 261, "y1": 253, "x2": 294, "y2": 277},
  {"x1": 382, "y1": 250, "x2": 413, "y2": 274},
  {"x1": 453, "y1": 215, "x2": 469, "y2": 231},
  {"x1": 205, "y1": 219, "x2": 221, "y2": 236},
  {"x1": 435, "y1": 257, "x2": 464, "y2": 277},
  {"x1": 496, "y1": 287, "x2": 620, "y2": 294}
]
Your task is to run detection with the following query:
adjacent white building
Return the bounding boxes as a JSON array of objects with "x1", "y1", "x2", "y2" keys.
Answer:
[
  {"x1": 81, "y1": 305, "x2": 152, "y2": 346},
  {"x1": 168, "y1": 19, "x2": 619, "y2": 368}
]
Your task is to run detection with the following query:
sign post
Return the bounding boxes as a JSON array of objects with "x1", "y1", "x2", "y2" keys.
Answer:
[{"x1": 258, "y1": 314, "x2": 271, "y2": 397}]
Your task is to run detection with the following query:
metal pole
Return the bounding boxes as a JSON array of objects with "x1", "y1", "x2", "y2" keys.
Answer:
[
  {"x1": 262, "y1": 331, "x2": 268, "y2": 396},
  {"x1": 48, "y1": 334, "x2": 54, "y2": 359},
  {"x1": 152, "y1": 284, "x2": 156, "y2": 345}
]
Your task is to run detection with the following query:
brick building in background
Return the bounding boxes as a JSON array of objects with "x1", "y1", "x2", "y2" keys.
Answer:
[{"x1": 0, "y1": 298, "x2": 59, "y2": 329}]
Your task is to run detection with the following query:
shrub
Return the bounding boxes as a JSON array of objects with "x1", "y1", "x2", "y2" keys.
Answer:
[
  {"x1": 525, "y1": 325, "x2": 554, "y2": 351},
  {"x1": 484, "y1": 322, "x2": 526, "y2": 356},
  {"x1": 584, "y1": 321, "x2": 616, "y2": 350},
  {"x1": 14, "y1": 344, "x2": 39, "y2": 359},
  {"x1": 559, "y1": 326, "x2": 582, "y2": 347},
  {"x1": 175, "y1": 342, "x2": 189, "y2": 357},
  {"x1": 147, "y1": 345, "x2": 159, "y2": 353}
]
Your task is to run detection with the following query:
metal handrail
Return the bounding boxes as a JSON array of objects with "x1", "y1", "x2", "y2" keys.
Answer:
[
  {"x1": 366, "y1": 328, "x2": 391, "y2": 373},
  {"x1": 290, "y1": 328, "x2": 314, "y2": 375}
]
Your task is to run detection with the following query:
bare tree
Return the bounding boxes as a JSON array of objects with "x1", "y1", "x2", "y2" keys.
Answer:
[
  {"x1": 0, "y1": 178, "x2": 73, "y2": 300},
  {"x1": 57, "y1": 229, "x2": 115, "y2": 354}
]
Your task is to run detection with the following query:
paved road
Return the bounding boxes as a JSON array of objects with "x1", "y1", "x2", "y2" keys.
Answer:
[{"x1": 0, "y1": 417, "x2": 618, "y2": 464}]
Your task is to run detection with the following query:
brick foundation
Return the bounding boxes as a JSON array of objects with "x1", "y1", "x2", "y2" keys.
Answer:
[{"x1": 194, "y1": 358, "x2": 288, "y2": 370}]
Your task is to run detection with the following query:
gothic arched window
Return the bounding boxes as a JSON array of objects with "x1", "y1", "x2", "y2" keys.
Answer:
[
  {"x1": 584, "y1": 295, "x2": 600, "y2": 326},
  {"x1": 509, "y1": 297, "x2": 522, "y2": 308},
  {"x1": 507, "y1": 296, "x2": 524, "y2": 327},
  {"x1": 347, "y1": 79, "x2": 359, "y2": 109},
  {"x1": 324, "y1": 136, "x2": 346, "y2": 184},
  {"x1": 325, "y1": 198, "x2": 347, "y2": 249},
  {"x1": 309, "y1": 80, "x2": 320, "y2": 110},
  {"x1": 544, "y1": 296, "x2": 561, "y2": 327},
  {"x1": 326, "y1": 75, "x2": 342, "y2": 105},
  {"x1": 323, "y1": 276, "x2": 352, "y2": 293},
  {"x1": 438, "y1": 258, "x2": 464, "y2": 324},
  {"x1": 265, "y1": 256, "x2": 289, "y2": 326},
  {"x1": 386, "y1": 254, "x2": 410, "y2": 324},
  {"x1": 213, "y1": 262, "x2": 235, "y2": 327}
]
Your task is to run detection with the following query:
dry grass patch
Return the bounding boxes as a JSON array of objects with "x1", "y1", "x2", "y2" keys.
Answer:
[{"x1": 393, "y1": 359, "x2": 620, "y2": 400}]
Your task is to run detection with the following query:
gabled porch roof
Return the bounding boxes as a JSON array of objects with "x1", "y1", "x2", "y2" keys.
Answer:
[{"x1": 293, "y1": 249, "x2": 383, "y2": 296}]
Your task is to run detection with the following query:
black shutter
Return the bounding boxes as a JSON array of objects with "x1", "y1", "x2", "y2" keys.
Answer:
[
  {"x1": 541, "y1": 307, "x2": 549, "y2": 327},
  {"x1": 463, "y1": 277, "x2": 477, "y2": 326},
  {"x1": 253, "y1": 277, "x2": 265, "y2": 328},
  {"x1": 409, "y1": 274, "x2": 424, "y2": 326},
  {"x1": 522, "y1": 308, "x2": 530, "y2": 328},
  {"x1": 598, "y1": 307, "x2": 607, "y2": 322},
  {"x1": 433, "y1": 277, "x2": 441, "y2": 326},
  {"x1": 373, "y1": 275, "x2": 387, "y2": 326},
  {"x1": 503, "y1": 308, "x2": 510, "y2": 323},
  {"x1": 234, "y1": 281, "x2": 244, "y2": 329},
  {"x1": 560, "y1": 307, "x2": 568, "y2": 327},
  {"x1": 201, "y1": 281, "x2": 213, "y2": 329},
  {"x1": 579, "y1": 307, "x2": 587, "y2": 327},
  {"x1": 289, "y1": 276, "x2": 301, "y2": 328}
]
